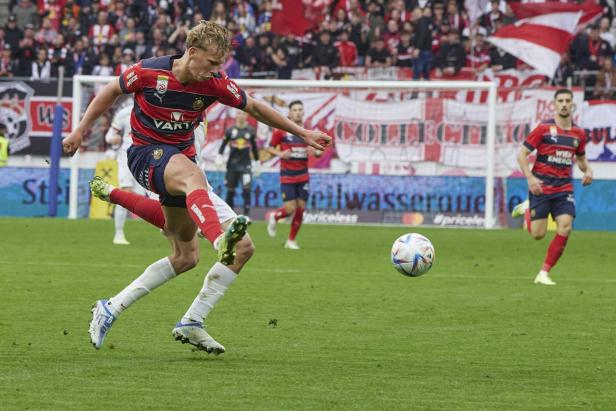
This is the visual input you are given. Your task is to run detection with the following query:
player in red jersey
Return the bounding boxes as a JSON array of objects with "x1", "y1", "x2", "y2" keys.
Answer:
[
  {"x1": 512, "y1": 89, "x2": 593, "y2": 285},
  {"x1": 265, "y1": 100, "x2": 321, "y2": 250},
  {"x1": 62, "y1": 21, "x2": 331, "y2": 352}
]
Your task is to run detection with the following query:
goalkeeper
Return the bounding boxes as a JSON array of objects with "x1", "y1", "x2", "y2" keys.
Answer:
[{"x1": 216, "y1": 109, "x2": 259, "y2": 216}]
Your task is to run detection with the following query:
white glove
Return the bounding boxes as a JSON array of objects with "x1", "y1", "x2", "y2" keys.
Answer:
[
  {"x1": 214, "y1": 154, "x2": 224, "y2": 169},
  {"x1": 252, "y1": 160, "x2": 261, "y2": 177}
]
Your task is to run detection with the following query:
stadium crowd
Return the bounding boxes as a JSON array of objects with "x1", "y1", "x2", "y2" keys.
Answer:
[{"x1": 0, "y1": 0, "x2": 615, "y2": 97}]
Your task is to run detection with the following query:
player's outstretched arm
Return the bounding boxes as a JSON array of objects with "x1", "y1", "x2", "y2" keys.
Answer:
[
  {"x1": 62, "y1": 79, "x2": 124, "y2": 156},
  {"x1": 242, "y1": 96, "x2": 332, "y2": 151},
  {"x1": 576, "y1": 155, "x2": 593, "y2": 186},
  {"x1": 517, "y1": 146, "x2": 542, "y2": 195}
]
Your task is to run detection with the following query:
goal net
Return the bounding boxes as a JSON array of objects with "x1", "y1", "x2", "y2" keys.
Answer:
[{"x1": 70, "y1": 76, "x2": 508, "y2": 228}]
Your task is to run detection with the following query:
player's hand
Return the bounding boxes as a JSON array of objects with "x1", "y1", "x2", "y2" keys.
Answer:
[
  {"x1": 280, "y1": 150, "x2": 292, "y2": 160},
  {"x1": 527, "y1": 175, "x2": 543, "y2": 195},
  {"x1": 214, "y1": 154, "x2": 224, "y2": 169},
  {"x1": 582, "y1": 169, "x2": 593, "y2": 186},
  {"x1": 300, "y1": 129, "x2": 332, "y2": 151},
  {"x1": 62, "y1": 129, "x2": 84, "y2": 156}
]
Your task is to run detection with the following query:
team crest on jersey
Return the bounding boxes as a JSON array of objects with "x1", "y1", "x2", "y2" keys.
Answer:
[
  {"x1": 573, "y1": 139, "x2": 579, "y2": 148},
  {"x1": 152, "y1": 148, "x2": 163, "y2": 160},
  {"x1": 549, "y1": 126, "x2": 557, "y2": 136},
  {"x1": 192, "y1": 98, "x2": 205, "y2": 110},
  {"x1": 156, "y1": 75, "x2": 169, "y2": 94}
]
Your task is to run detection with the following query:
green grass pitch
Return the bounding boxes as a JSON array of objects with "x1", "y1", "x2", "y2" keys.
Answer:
[{"x1": 0, "y1": 218, "x2": 614, "y2": 410}]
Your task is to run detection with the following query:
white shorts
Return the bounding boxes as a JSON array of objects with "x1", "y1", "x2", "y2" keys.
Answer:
[
  {"x1": 118, "y1": 150, "x2": 140, "y2": 190},
  {"x1": 208, "y1": 182, "x2": 237, "y2": 224}
]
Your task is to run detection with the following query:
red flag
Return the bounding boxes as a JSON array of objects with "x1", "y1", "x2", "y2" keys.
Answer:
[
  {"x1": 270, "y1": 0, "x2": 313, "y2": 36},
  {"x1": 509, "y1": 0, "x2": 603, "y2": 33},
  {"x1": 488, "y1": 1, "x2": 602, "y2": 77}
]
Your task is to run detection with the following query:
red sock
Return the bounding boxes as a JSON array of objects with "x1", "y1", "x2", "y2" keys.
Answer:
[
  {"x1": 186, "y1": 189, "x2": 223, "y2": 245},
  {"x1": 109, "y1": 189, "x2": 165, "y2": 229},
  {"x1": 288, "y1": 208, "x2": 304, "y2": 241},
  {"x1": 542, "y1": 234, "x2": 569, "y2": 272},
  {"x1": 274, "y1": 207, "x2": 289, "y2": 221},
  {"x1": 524, "y1": 208, "x2": 531, "y2": 234}
]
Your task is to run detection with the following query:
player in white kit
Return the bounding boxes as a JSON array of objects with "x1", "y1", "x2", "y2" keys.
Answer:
[{"x1": 104, "y1": 101, "x2": 148, "y2": 245}]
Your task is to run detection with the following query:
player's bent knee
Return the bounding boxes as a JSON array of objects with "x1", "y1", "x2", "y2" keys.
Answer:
[
  {"x1": 172, "y1": 252, "x2": 200, "y2": 274},
  {"x1": 531, "y1": 231, "x2": 546, "y2": 240}
]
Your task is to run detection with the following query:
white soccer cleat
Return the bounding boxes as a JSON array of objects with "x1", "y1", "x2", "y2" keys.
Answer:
[
  {"x1": 511, "y1": 199, "x2": 529, "y2": 218},
  {"x1": 284, "y1": 239, "x2": 301, "y2": 250},
  {"x1": 89, "y1": 299, "x2": 117, "y2": 349},
  {"x1": 113, "y1": 235, "x2": 130, "y2": 245},
  {"x1": 534, "y1": 271, "x2": 556, "y2": 285},
  {"x1": 172, "y1": 321, "x2": 226, "y2": 355},
  {"x1": 89, "y1": 176, "x2": 115, "y2": 202},
  {"x1": 267, "y1": 213, "x2": 277, "y2": 237}
]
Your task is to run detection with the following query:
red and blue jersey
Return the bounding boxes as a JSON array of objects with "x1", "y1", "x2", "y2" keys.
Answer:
[
  {"x1": 270, "y1": 129, "x2": 309, "y2": 184},
  {"x1": 523, "y1": 120, "x2": 586, "y2": 194},
  {"x1": 119, "y1": 55, "x2": 247, "y2": 157}
]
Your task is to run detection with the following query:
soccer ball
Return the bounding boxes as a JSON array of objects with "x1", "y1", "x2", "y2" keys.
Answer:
[{"x1": 391, "y1": 233, "x2": 435, "y2": 277}]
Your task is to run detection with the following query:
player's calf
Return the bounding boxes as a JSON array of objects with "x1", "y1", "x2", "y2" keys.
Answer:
[
  {"x1": 216, "y1": 215, "x2": 251, "y2": 265},
  {"x1": 229, "y1": 235, "x2": 255, "y2": 271}
]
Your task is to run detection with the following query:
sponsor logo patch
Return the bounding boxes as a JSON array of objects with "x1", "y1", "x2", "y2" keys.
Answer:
[{"x1": 152, "y1": 148, "x2": 163, "y2": 160}]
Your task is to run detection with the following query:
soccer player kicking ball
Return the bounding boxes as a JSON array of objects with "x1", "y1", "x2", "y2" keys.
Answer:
[
  {"x1": 266, "y1": 100, "x2": 321, "y2": 250},
  {"x1": 62, "y1": 21, "x2": 331, "y2": 353},
  {"x1": 511, "y1": 89, "x2": 593, "y2": 285}
]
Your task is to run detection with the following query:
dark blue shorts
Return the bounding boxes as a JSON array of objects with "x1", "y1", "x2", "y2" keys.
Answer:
[
  {"x1": 281, "y1": 182, "x2": 309, "y2": 202},
  {"x1": 127, "y1": 144, "x2": 194, "y2": 208},
  {"x1": 529, "y1": 191, "x2": 576, "y2": 221}
]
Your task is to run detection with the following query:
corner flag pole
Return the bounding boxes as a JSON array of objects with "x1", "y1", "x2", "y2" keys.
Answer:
[{"x1": 48, "y1": 67, "x2": 65, "y2": 217}]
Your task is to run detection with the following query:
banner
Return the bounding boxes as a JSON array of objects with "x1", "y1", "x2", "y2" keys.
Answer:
[
  {"x1": 1, "y1": 166, "x2": 614, "y2": 230},
  {"x1": 0, "y1": 79, "x2": 72, "y2": 155},
  {"x1": 0, "y1": 167, "x2": 93, "y2": 218},
  {"x1": 581, "y1": 101, "x2": 616, "y2": 161}
]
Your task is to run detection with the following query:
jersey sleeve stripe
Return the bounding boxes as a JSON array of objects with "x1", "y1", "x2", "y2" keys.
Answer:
[
  {"x1": 238, "y1": 90, "x2": 247, "y2": 110},
  {"x1": 523, "y1": 141, "x2": 535, "y2": 151},
  {"x1": 119, "y1": 76, "x2": 129, "y2": 94}
]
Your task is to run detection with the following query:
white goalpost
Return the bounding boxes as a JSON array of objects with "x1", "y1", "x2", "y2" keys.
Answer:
[{"x1": 69, "y1": 76, "x2": 498, "y2": 228}]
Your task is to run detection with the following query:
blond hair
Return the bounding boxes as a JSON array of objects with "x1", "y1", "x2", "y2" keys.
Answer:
[{"x1": 186, "y1": 20, "x2": 232, "y2": 55}]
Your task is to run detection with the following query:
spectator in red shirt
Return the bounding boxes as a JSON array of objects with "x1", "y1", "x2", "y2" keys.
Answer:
[
  {"x1": 41, "y1": 0, "x2": 63, "y2": 31},
  {"x1": 481, "y1": 0, "x2": 504, "y2": 35},
  {"x1": 383, "y1": 19, "x2": 401, "y2": 54},
  {"x1": 334, "y1": 29, "x2": 358, "y2": 66},
  {"x1": 89, "y1": 11, "x2": 115, "y2": 49},
  {"x1": 466, "y1": 29, "x2": 490, "y2": 72},
  {"x1": 432, "y1": 2, "x2": 446, "y2": 28},
  {"x1": 445, "y1": 0, "x2": 465, "y2": 33}
]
